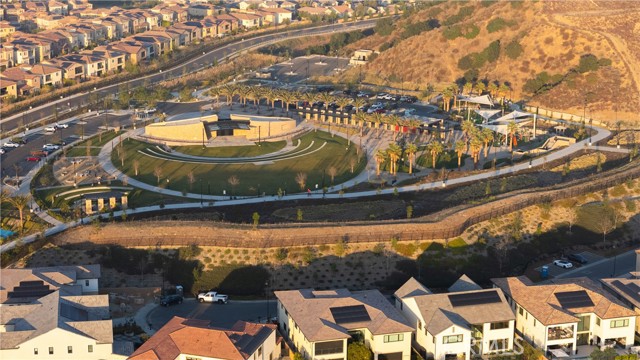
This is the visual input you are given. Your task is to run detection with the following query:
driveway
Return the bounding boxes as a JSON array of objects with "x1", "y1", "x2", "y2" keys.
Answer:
[
  {"x1": 536, "y1": 251, "x2": 604, "y2": 278},
  {"x1": 147, "y1": 299, "x2": 277, "y2": 330}
]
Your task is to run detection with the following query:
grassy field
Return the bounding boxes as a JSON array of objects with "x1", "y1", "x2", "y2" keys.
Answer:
[
  {"x1": 115, "y1": 131, "x2": 366, "y2": 196},
  {"x1": 67, "y1": 131, "x2": 122, "y2": 157},
  {"x1": 174, "y1": 140, "x2": 287, "y2": 158}
]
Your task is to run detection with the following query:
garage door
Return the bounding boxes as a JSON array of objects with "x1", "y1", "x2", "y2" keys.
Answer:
[{"x1": 379, "y1": 352, "x2": 402, "y2": 360}]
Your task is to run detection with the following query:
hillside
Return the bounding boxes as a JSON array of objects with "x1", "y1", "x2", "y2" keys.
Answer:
[{"x1": 339, "y1": 0, "x2": 640, "y2": 123}]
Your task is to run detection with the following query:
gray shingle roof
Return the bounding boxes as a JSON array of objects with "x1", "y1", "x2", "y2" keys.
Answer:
[
  {"x1": 448, "y1": 274, "x2": 482, "y2": 293},
  {"x1": 394, "y1": 277, "x2": 431, "y2": 299},
  {"x1": 275, "y1": 288, "x2": 413, "y2": 342}
]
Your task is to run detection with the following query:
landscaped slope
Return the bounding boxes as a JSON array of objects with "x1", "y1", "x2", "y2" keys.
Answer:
[{"x1": 342, "y1": 0, "x2": 640, "y2": 123}]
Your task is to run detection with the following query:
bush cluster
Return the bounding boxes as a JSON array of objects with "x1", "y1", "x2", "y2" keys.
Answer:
[{"x1": 457, "y1": 40, "x2": 500, "y2": 70}]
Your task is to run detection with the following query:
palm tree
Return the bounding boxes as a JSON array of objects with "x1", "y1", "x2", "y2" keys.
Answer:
[
  {"x1": 237, "y1": 85, "x2": 250, "y2": 107},
  {"x1": 387, "y1": 114, "x2": 401, "y2": 137},
  {"x1": 7, "y1": 194, "x2": 31, "y2": 232},
  {"x1": 441, "y1": 87, "x2": 454, "y2": 112},
  {"x1": 335, "y1": 97, "x2": 351, "y2": 124},
  {"x1": 221, "y1": 85, "x2": 235, "y2": 107},
  {"x1": 295, "y1": 172, "x2": 307, "y2": 191},
  {"x1": 354, "y1": 112, "x2": 368, "y2": 128},
  {"x1": 463, "y1": 82, "x2": 473, "y2": 96},
  {"x1": 498, "y1": 83, "x2": 510, "y2": 106},
  {"x1": 450, "y1": 83, "x2": 460, "y2": 110},
  {"x1": 427, "y1": 141, "x2": 444, "y2": 169},
  {"x1": 507, "y1": 120, "x2": 518, "y2": 151},
  {"x1": 405, "y1": 142, "x2": 418, "y2": 174},
  {"x1": 375, "y1": 149, "x2": 387, "y2": 176},
  {"x1": 280, "y1": 90, "x2": 295, "y2": 114},
  {"x1": 455, "y1": 140, "x2": 466, "y2": 170},
  {"x1": 318, "y1": 92, "x2": 335, "y2": 123},
  {"x1": 387, "y1": 143, "x2": 402, "y2": 175},
  {"x1": 209, "y1": 87, "x2": 222, "y2": 107},
  {"x1": 265, "y1": 88, "x2": 279, "y2": 112},
  {"x1": 487, "y1": 82, "x2": 498, "y2": 98},
  {"x1": 470, "y1": 135, "x2": 483, "y2": 169},
  {"x1": 476, "y1": 82, "x2": 486, "y2": 95},
  {"x1": 461, "y1": 120, "x2": 476, "y2": 141},
  {"x1": 481, "y1": 127, "x2": 494, "y2": 157},
  {"x1": 353, "y1": 97, "x2": 367, "y2": 113}
]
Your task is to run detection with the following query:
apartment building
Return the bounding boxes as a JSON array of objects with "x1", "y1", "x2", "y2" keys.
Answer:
[
  {"x1": 0, "y1": 265, "x2": 129, "y2": 359},
  {"x1": 493, "y1": 276, "x2": 636, "y2": 357},
  {"x1": 276, "y1": 288, "x2": 413, "y2": 360},
  {"x1": 394, "y1": 277, "x2": 516, "y2": 360},
  {"x1": 128, "y1": 316, "x2": 280, "y2": 360}
]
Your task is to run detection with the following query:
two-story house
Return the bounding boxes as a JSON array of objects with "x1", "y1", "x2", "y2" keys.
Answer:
[
  {"x1": 276, "y1": 288, "x2": 413, "y2": 360},
  {"x1": 394, "y1": 277, "x2": 516, "y2": 360},
  {"x1": 27, "y1": 63, "x2": 63, "y2": 87},
  {"x1": 492, "y1": 276, "x2": 636, "y2": 357},
  {"x1": 128, "y1": 316, "x2": 280, "y2": 360}
]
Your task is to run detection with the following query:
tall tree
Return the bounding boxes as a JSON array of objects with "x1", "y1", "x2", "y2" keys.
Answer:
[
  {"x1": 427, "y1": 141, "x2": 444, "y2": 169},
  {"x1": 387, "y1": 143, "x2": 402, "y2": 175},
  {"x1": 455, "y1": 140, "x2": 466, "y2": 170},
  {"x1": 7, "y1": 194, "x2": 31, "y2": 232},
  {"x1": 375, "y1": 149, "x2": 387, "y2": 176},
  {"x1": 405, "y1": 143, "x2": 418, "y2": 175},
  {"x1": 507, "y1": 120, "x2": 518, "y2": 151},
  {"x1": 481, "y1": 128, "x2": 494, "y2": 157}
]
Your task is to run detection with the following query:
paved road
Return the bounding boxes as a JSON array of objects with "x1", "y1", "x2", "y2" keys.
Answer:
[
  {"x1": 148, "y1": 299, "x2": 277, "y2": 330},
  {"x1": 0, "y1": 19, "x2": 379, "y2": 136},
  {"x1": 0, "y1": 113, "x2": 132, "y2": 179},
  {"x1": 555, "y1": 248, "x2": 638, "y2": 280}
]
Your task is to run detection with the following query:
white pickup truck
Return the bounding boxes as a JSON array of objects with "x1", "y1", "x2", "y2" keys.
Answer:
[{"x1": 197, "y1": 291, "x2": 228, "y2": 304}]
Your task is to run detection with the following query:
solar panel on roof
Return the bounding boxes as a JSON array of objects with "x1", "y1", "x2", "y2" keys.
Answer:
[
  {"x1": 330, "y1": 305, "x2": 371, "y2": 324},
  {"x1": 612, "y1": 280, "x2": 640, "y2": 301},
  {"x1": 8, "y1": 281, "x2": 53, "y2": 298},
  {"x1": 20, "y1": 280, "x2": 46, "y2": 287},
  {"x1": 448, "y1": 290, "x2": 501, "y2": 307},
  {"x1": 555, "y1": 290, "x2": 594, "y2": 309}
]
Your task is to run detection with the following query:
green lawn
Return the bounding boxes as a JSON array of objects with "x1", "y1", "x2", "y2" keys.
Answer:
[
  {"x1": 174, "y1": 140, "x2": 287, "y2": 158},
  {"x1": 115, "y1": 131, "x2": 366, "y2": 196},
  {"x1": 416, "y1": 150, "x2": 466, "y2": 169},
  {"x1": 66, "y1": 131, "x2": 122, "y2": 157}
]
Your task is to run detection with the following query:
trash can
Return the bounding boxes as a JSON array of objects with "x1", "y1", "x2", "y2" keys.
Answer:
[{"x1": 540, "y1": 266, "x2": 549, "y2": 280}]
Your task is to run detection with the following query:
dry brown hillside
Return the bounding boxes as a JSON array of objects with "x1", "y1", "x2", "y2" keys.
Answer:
[{"x1": 340, "y1": 0, "x2": 640, "y2": 123}]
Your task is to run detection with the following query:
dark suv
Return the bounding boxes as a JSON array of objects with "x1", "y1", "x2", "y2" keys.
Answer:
[
  {"x1": 567, "y1": 253, "x2": 588, "y2": 264},
  {"x1": 160, "y1": 294, "x2": 183, "y2": 306}
]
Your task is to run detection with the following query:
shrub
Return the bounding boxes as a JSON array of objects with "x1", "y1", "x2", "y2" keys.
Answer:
[
  {"x1": 523, "y1": 72, "x2": 564, "y2": 95},
  {"x1": 505, "y1": 40, "x2": 523, "y2": 59},
  {"x1": 462, "y1": 24, "x2": 480, "y2": 39},
  {"x1": 442, "y1": 25, "x2": 462, "y2": 40},
  {"x1": 486, "y1": 17, "x2": 509, "y2": 33},
  {"x1": 374, "y1": 17, "x2": 394, "y2": 36},
  {"x1": 448, "y1": 238, "x2": 467, "y2": 248},
  {"x1": 577, "y1": 54, "x2": 599, "y2": 73},
  {"x1": 443, "y1": 6, "x2": 474, "y2": 26},
  {"x1": 401, "y1": 19, "x2": 440, "y2": 39}
]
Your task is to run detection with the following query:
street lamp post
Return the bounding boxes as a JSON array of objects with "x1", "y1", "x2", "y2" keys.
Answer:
[{"x1": 265, "y1": 281, "x2": 270, "y2": 323}]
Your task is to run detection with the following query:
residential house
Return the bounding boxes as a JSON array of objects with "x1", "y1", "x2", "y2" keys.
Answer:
[
  {"x1": 279, "y1": 1, "x2": 297, "y2": 11},
  {"x1": 394, "y1": 277, "x2": 516, "y2": 360},
  {"x1": 259, "y1": 7, "x2": 292, "y2": 25},
  {"x1": 276, "y1": 288, "x2": 414, "y2": 360},
  {"x1": 26, "y1": 63, "x2": 63, "y2": 87},
  {"x1": 330, "y1": 5, "x2": 353, "y2": 18},
  {"x1": 231, "y1": 12, "x2": 263, "y2": 28},
  {"x1": 47, "y1": 0, "x2": 68, "y2": 15},
  {"x1": 172, "y1": 22, "x2": 202, "y2": 43},
  {"x1": 167, "y1": 5, "x2": 188, "y2": 22},
  {"x1": 188, "y1": 3, "x2": 223, "y2": 17},
  {"x1": 89, "y1": 47, "x2": 125, "y2": 73},
  {"x1": 34, "y1": 31, "x2": 72, "y2": 57},
  {"x1": 211, "y1": 14, "x2": 239, "y2": 34},
  {"x1": 128, "y1": 316, "x2": 280, "y2": 360},
  {"x1": 492, "y1": 276, "x2": 636, "y2": 357},
  {"x1": 601, "y1": 277, "x2": 640, "y2": 337},
  {"x1": 0, "y1": 66, "x2": 41, "y2": 94},
  {"x1": 45, "y1": 57, "x2": 84, "y2": 81},
  {"x1": 0, "y1": 77, "x2": 17, "y2": 99},
  {"x1": 63, "y1": 54, "x2": 107, "y2": 77},
  {"x1": 0, "y1": 45, "x2": 15, "y2": 69},
  {"x1": 0, "y1": 265, "x2": 130, "y2": 360},
  {"x1": 0, "y1": 20, "x2": 15, "y2": 39},
  {"x1": 238, "y1": 0, "x2": 264, "y2": 10},
  {"x1": 12, "y1": 43, "x2": 37, "y2": 65},
  {"x1": 108, "y1": 40, "x2": 149, "y2": 64},
  {"x1": 35, "y1": 14, "x2": 63, "y2": 30},
  {"x1": 297, "y1": 6, "x2": 331, "y2": 18}
]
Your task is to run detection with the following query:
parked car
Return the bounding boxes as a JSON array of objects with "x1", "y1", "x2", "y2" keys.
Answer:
[
  {"x1": 567, "y1": 253, "x2": 588, "y2": 264},
  {"x1": 54, "y1": 123, "x2": 69, "y2": 129},
  {"x1": 44, "y1": 126, "x2": 57, "y2": 133},
  {"x1": 197, "y1": 291, "x2": 228, "y2": 304},
  {"x1": 0, "y1": 148, "x2": 5, "y2": 155},
  {"x1": 404, "y1": 108, "x2": 417, "y2": 116},
  {"x1": 144, "y1": 108, "x2": 157, "y2": 114},
  {"x1": 3, "y1": 141, "x2": 20, "y2": 148},
  {"x1": 43, "y1": 144, "x2": 60, "y2": 150},
  {"x1": 160, "y1": 294, "x2": 183, "y2": 306},
  {"x1": 26, "y1": 156, "x2": 41, "y2": 162},
  {"x1": 376, "y1": 92, "x2": 388, "y2": 99},
  {"x1": 356, "y1": 91, "x2": 370, "y2": 98},
  {"x1": 553, "y1": 260, "x2": 573, "y2": 269}
]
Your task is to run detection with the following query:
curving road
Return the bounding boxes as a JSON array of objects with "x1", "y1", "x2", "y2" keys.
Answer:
[{"x1": 0, "y1": 19, "x2": 378, "y2": 136}]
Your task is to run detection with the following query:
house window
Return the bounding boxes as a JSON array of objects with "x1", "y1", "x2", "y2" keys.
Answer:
[
  {"x1": 534, "y1": 319, "x2": 536, "y2": 326},
  {"x1": 314, "y1": 340, "x2": 343, "y2": 355},
  {"x1": 611, "y1": 319, "x2": 629, "y2": 328},
  {"x1": 68, "y1": 346, "x2": 73, "y2": 354},
  {"x1": 490, "y1": 322, "x2": 509, "y2": 330},
  {"x1": 596, "y1": 318, "x2": 601, "y2": 326},
  {"x1": 34, "y1": 348, "x2": 38, "y2": 355},
  {"x1": 384, "y1": 334, "x2": 404, "y2": 343},
  {"x1": 258, "y1": 346, "x2": 262, "y2": 357},
  {"x1": 186, "y1": 357, "x2": 203, "y2": 360},
  {"x1": 88, "y1": 345, "x2": 93, "y2": 353},
  {"x1": 49, "y1": 347, "x2": 54, "y2": 355},
  {"x1": 418, "y1": 321, "x2": 422, "y2": 329},
  {"x1": 85, "y1": 280, "x2": 90, "y2": 286},
  {"x1": 518, "y1": 307, "x2": 524, "y2": 316},
  {"x1": 443, "y1": 335, "x2": 463, "y2": 344}
]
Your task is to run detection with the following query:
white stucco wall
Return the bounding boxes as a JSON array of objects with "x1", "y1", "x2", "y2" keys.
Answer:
[
  {"x1": 434, "y1": 327, "x2": 471, "y2": 360},
  {"x1": 598, "y1": 317, "x2": 636, "y2": 347},
  {"x1": 0, "y1": 327, "x2": 112, "y2": 360}
]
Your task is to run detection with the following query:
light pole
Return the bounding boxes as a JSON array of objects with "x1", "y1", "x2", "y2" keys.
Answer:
[{"x1": 265, "y1": 281, "x2": 270, "y2": 323}]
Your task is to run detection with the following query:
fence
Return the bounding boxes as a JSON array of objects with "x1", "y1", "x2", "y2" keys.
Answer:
[{"x1": 53, "y1": 159, "x2": 640, "y2": 249}]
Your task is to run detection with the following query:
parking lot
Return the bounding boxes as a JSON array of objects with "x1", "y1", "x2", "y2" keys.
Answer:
[
  {"x1": 536, "y1": 251, "x2": 604, "y2": 278},
  {"x1": 148, "y1": 299, "x2": 277, "y2": 331}
]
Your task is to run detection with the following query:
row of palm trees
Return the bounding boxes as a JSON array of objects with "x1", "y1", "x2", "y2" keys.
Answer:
[
  {"x1": 441, "y1": 81, "x2": 512, "y2": 111},
  {"x1": 208, "y1": 84, "x2": 427, "y2": 132}
]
